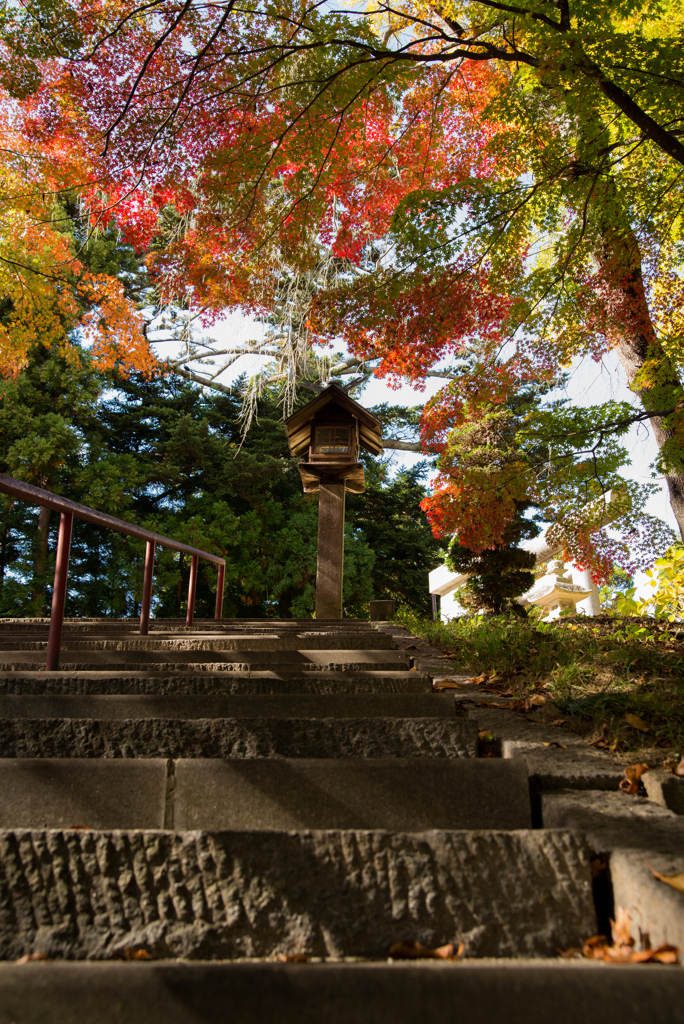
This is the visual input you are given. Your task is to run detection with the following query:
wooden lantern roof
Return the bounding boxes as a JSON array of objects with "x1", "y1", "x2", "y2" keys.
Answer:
[{"x1": 284, "y1": 383, "x2": 383, "y2": 459}]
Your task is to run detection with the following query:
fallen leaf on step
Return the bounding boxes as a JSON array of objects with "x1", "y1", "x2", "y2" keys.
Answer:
[
  {"x1": 409, "y1": 666, "x2": 417, "y2": 671},
  {"x1": 478, "y1": 731, "x2": 495, "y2": 742},
  {"x1": 619, "y1": 763, "x2": 649, "y2": 795},
  {"x1": 624, "y1": 713, "x2": 650, "y2": 733},
  {"x1": 590, "y1": 722, "x2": 611, "y2": 748},
  {"x1": 649, "y1": 864, "x2": 684, "y2": 894},
  {"x1": 388, "y1": 940, "x2": 464, "y2": 961},
  {"x1": 277, "y1": 953, "x2": 310, "y2": 963},
  {"x1": 15, "y1": 952, "x2": 50, "y2": 964},
  {"x1": 541, "y1": 741, "x2": 567, "y2": 749},
  {"x1": 528, "y1": 694, "x2": 546, "y2": 706},
  {"x1": 432, "y1": 678, "x2": 462, "y2": 691},
  {"x1": 552, "y1": 719, "x2": 566, "y2": 727},
  {"x1": 675, "y1": 755, "x2": 684, "y2": 777},
  {"x1": 122, "y1": 948, "x2": 151, "y2": 960},
  {"x1": 611, "y1": 906, "x2": 635, "y2": 949}
]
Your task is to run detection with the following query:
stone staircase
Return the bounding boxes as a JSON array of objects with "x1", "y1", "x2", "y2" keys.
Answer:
[{"x1": 0, "y1": 617, "x2": 682, "y2": 1023}]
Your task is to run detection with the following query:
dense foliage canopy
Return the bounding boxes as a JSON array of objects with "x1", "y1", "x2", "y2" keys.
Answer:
[{"x1": 0, "y1": 0, "x2": 682, "y2": 586}]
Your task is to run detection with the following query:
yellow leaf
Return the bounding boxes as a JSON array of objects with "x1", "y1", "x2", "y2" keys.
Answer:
[
  {"x1": 529, "y1": 694, "x2": 546, "y2": 706},
  {"x1": 624, "y1": 713, "x2": 649, "y2": 732},
  {"x1": 650, "y1": 866, "x2": 684, "y2": 894}
]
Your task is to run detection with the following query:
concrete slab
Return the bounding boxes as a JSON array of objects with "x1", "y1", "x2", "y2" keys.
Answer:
[
  {"x1": 0, "y1": 650, "x2": 411, "y2": 672},
  {"x1": 0, "y1": 671, "x2": 432, "y2": 696},
  {"x1": 0, "y1": 717, "x2": 479, "y2": 759},
  {"x1": 644, "y1": 770, "x2": 684, "y2": 816},
  {"x1": 0, "y1": 693, "x2": 456, "y2": 720},
  {"x1": 0, "y1": 759, "x2": 167, "y2": 829},
  {"x1": 1, "y1": 961, "x2": 683, "y2": 1024},
  {"x1": 0, "y1": 828, "x2": 592, "y2": 960},
  {"x1": 543, "y1": 789, "x2": 684, "y2": 950},
  {"x1": 507, "y1": 743, "x2": 624, "y2": 791},
  {"x1": 172, "y1": 757, "x2": 531, "y2": 831},
  {"x1": 0, "y1": 634, "x2": 398, "y2": 653}
]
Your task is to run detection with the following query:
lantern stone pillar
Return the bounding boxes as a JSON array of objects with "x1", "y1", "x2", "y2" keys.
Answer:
[
  {"x1": 284, "y1": 382, "x2": 383, "y2": 622},
  {"x1": 316, "y1": 483, "x2": 345, "y2": 618}
]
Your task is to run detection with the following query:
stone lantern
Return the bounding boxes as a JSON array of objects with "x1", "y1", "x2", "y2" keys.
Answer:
[
  {"x1": 285, "y1": 383, "x2": 383, "y2": 619},
  {"x1": 524, "y1": 560, "x2": 594, "y2": 621}
]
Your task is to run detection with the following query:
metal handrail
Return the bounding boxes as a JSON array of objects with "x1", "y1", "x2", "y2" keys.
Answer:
[{"x1": 0, "y1": 473, "x2": 226, "y2": 669}]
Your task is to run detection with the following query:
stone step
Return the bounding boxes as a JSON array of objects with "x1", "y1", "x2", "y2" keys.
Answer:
[
  {"x1": 0, "y1": 694, "x2": 454, "y2": 719},
  {"x1": 0, "y1": 716, "x2": 478, "y2": 758},
  {"x1": 0, "y1": 961, "x2": 681, "y2": 1024},
  {"x1": 0, "y1": 617, "x2": 375, "y2": 629},
  {"x1": 0, "y1": 670, "x2": 431, "y2": 696},
  {"x1": 0, "y1": 757, "x2": 527, "y2": 831},
  {"x1": 0, "y1": 825, "x2": 593, "y2": 960},
  {"x1": 0, "y1": 634, "x2": 397, "y2": 652},
  {"x1": 0, "y1": 650, "x2": 410, "y2": 671},
  {"x1": 543, "y1": 789, "x2": 684, "y2": 951}
]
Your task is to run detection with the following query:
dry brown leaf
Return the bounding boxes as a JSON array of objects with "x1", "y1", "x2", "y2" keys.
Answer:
[
  {"x1": 676, "y1": 755, "x2": 684, "y2": 777},
  {"x1": 552, "y1": 719, "x2": 566, "y2": 727},
  {"x1": 624, "y1": 713, "x2": 650, "y2": 733},
  {"x1": 567, "y1": 908, "x2": 680, "y2": 964},
  {"x1": 649, "y1": 864, "x2": 684, "y2": 894},
  {"x1": 478, "y1": 730, "x2": 495, "y2": 743},
  {"x1": 409, "y1": 666, "x2": 417, "y2": 672},
  {"x1": 388, "y1": 940, "x2": 464, "y2": 961},
  {"x1": 529, "y1": 694, "x2": 546, "y2": 706},
  {"x1": 619, "y1": 763, "x2": 649, "y2": 795},
  {"x1": 611, "y1": 906, "x2": 635, "y2": 949},
  {"x1": 15, "y1": 952, "x2": 49, "y2": 964},
  {"x1": 432, "y1": 678, "x2": 463, "y2": 691},
  {"x1": 277, "y1": 953, "x2": 310, "y2": 963},
  {"x1": 122, "y1": 948, "x2": 151, "y2": 960},
  {"x1": 541, "y1": 741, "x2": 567, "y2": 749}
]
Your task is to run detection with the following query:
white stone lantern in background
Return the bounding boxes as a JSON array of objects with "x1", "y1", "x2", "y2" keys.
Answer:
[{"x1": 522, "y1": 560, "x2": 594, "y2": 621}]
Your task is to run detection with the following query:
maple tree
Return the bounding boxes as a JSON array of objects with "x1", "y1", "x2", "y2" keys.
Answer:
[{"x1": 1, "y1": 0, "x2": 683, "y2": 583}]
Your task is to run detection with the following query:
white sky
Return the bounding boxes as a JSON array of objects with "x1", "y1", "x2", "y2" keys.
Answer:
[{"x1": 167, "y1": 311, "x2": 676, "y2": 592}]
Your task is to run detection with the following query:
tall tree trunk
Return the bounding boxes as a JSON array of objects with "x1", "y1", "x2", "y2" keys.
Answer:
[
  {"x1": 32, "y1": 505, "x2": 51, "y2": 612},
  {"x1": 597, "y1": 200, "x2": 684, "y2": 539}
]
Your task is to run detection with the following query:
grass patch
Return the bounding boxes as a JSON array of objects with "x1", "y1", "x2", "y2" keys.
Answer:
[{"x1": 396, "y1": 609, "x2": 684, "y2": 757}]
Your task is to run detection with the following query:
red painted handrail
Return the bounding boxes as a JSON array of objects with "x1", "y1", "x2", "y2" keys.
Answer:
[{"x1": 0, "y1": 473, "x2": 226, "y2": 668}]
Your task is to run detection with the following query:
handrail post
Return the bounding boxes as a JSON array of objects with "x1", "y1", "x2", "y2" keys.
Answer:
[
  {"x1": 215, "y1": 562, "x2": 225, "y2": 620},
  {"x1": 186, "y1": 554, "x2": 198, "y2": 626},
  {"x1": 140, "y1": 540, "x2": 155, "y2": 635},
  {"x1": 46, "y1": 512, "x2": 73, "y2": 671}
]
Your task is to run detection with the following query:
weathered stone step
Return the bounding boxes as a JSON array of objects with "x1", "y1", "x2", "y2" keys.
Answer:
[
  {"x1": 0, "y1": 716, "x2": 478, "y2": 758},
  {"x1": 543, "y1": 789, "x2": 684, "y2": 951},
  {"x1": 0, "y1": 826, "x2": 592, "y2": 960},
  {"x1": 0, "y1": 960, "x2": 681, "y2": 1024},
  {"x1": 0, "y1": 758, "x2": 527, "y2": 831},
  {"x1": 0, "y1": 670, "x2": 431, "y2": 696},
  {"x1": 0, "y1": 650, "x2": 409, "y2": 671},
  {"x1": 0, "y1": 633, "x2": 397, "y2": 652},
  {"x1": 0, "y1": 694, "x2": 453, "y2": 719}
]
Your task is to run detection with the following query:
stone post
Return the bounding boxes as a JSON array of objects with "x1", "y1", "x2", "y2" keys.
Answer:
[{"x1": 316, "y1": 483, "x2": 345, "y2": 619}]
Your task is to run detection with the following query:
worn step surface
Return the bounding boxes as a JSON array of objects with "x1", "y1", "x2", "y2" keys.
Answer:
[
  {"x1": 0, "y1": 670, "x2": 431, "y2": 695},
  {"x1": 1, "y1": 961, "x2": 683, "y2": 1024},
  {"x1": 0, "y1": 827, "x2": 592, "y2": 960},
  {"x1": 0, "y1": 716, "x2": 477, "y2": 759},
  {"x1": 0, "y1": 693, "x2": 453, "y2": 719},
  {"x1": 0, "y1": 757, "x2": 525, "y2": 830},
  {"x1": 0, "y1": 649, "x2": 411, "y2": 671}
]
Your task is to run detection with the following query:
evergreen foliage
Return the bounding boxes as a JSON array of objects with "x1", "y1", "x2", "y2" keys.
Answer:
[{"x1": 0, "y1": 352, "x2": 439, "y2": 619}]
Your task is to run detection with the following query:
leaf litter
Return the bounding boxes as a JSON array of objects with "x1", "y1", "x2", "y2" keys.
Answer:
[{"x1": 562, "y1": 907, "x2": 681, "y2": 964}]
